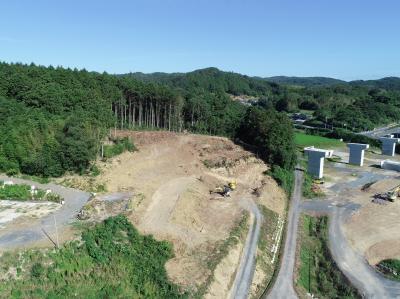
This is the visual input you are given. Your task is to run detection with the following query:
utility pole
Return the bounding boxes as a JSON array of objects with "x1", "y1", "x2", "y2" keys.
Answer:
[
  {"x1": 309, "y1": 219, "x2": 312, "y2": 294},
  {"x1": 309, "y1": 251, "x2": 311, "y2": 293},
  {"x1": 54, "y1": 215, "x2": 59, "y2": 249}
]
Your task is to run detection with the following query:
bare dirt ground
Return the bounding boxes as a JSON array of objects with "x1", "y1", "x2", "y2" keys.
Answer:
[
  {"x1": 71, "y1": 130, "x2": 287, "y2": 296},
  {"x1": 0, "y1": 201, "x2": 60, "y2": 229},
  {"x1": 322, "y1": 151, "x2": 400, "y2": 266},
  {"x1": 344, "y1": 178, "x2": 400, "y2": 265}
]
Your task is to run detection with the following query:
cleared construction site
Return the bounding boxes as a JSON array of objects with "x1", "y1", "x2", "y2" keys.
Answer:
[
  {"x1": 284, "y1": 138, "x2": 400, "y2": 297},
  {"x1": 0, "y1": 131, "x2": 288, "y2": 298}
]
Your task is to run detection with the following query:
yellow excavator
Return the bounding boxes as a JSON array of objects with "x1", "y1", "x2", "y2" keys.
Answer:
[
  {"x1": 374, "y1": 185, "x2": 400, "y2": 202},
  {"x1": 211, "y1": 180, "x2": 237, "y2": 197}
]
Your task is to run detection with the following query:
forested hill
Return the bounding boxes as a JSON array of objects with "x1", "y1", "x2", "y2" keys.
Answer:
[
  {"x1": 2, "y1": 61, "x2": 400, "y2": 178},
  {"x1": 127, "y1": 67, "x2": 400, "y2": 132},
  {"x1": 123, "y1": 67, "x2": 283, "y2": 97},
  {"x1": 1, "y1": 62, "x2": 297, "y2": 177},
  {"x1": 350, "y1": 77, "x2": 400, "y2": 91},
  {"x1": 264, "y1": 76, "x2": 346, "y2": 87},
  {"x1": 0, "y1": 62, "x2": 183, "y2": 177}
]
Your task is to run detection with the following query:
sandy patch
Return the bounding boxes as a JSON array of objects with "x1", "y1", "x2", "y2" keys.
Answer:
[{"x1": 0, "y1": 201, "x2": 60, "y2": 228}]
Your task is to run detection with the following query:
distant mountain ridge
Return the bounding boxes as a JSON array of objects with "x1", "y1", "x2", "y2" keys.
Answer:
[
  {"x1": 264, "y1": 76, "x2": 346, "y2": 87},
  {"x1": 123, "y1": 68, "x2": 400, "y2": 90},
  {"x1": 350, "y1": 77, "x2": 400, "y2": 91}
]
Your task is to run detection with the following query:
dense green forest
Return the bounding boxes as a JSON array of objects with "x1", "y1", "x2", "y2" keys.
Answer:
[
  {"x1": 0, "y1": 215, "x2": 186, "y2": 298},
  {"x1": 0, "y1": 62, "x2": 295, "y2": 177},
  {"x1": 264, "y1": 76, "x2": 346, "y2": 87},
  {"x1": 128, "y1": 68, "x2": 400, "y2": 132},
  {"x1": 3, "y1": 62, "x2": 399, "y2": 178}
]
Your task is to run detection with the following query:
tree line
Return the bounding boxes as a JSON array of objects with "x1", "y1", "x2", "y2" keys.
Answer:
[
  {"x1": 0, "y1": 62, "x2": 297, "y2": 178},
  {"x1": 130, "y1": 67, "x2": 400, "y2": 132}
]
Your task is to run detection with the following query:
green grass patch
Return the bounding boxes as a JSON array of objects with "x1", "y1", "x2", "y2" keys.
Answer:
[
  {"x1": 295, "y1": 132, "x2": 343, "y2": 148},
  {"x1": 18, "y1": 175, "x2": 50, "y2": 184},
  {"x1": 0, "y1": 215, "x2": 186, "y2": 299},
  {"x1": 0, "y1": 182, "x2": 62, "y2": 203},
  {"x1": 267, "y1": 166, "x2": 294, "y2": 197},
  {"x1": 103, "y1": 137, "x2": 136, "y2": 159},
  {"x1": 251, "y1": 206, "x2": 283, "y2": 298},
  {"x1": 296, "y1": 215, "x2": 360, "y2": 298},
  {"x1": 376, "y1": 259, "x2": 400, "y2": 281},
  {"x1": 302, "y1": 172, "x2": 324, "y2": 199}
]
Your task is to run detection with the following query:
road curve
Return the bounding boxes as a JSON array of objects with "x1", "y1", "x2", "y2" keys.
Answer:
[
  {"x1": 231, "y1": 199, "x2": 263, "y2": 299},
  {"x1": 265, "y1": 169, "x2": 303, "y2": 299},
  {"x1": 302, "y1": 199, "x2": 400, "y2": 298},
  {"x1": 0, "y1": 176, "x2": 90, "y2": 249}
]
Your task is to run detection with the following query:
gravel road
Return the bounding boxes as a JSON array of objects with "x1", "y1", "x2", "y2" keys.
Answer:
[
  {"x1": 0, "y1": 176, "x2": 90, "y2": 249},
  {"x1": 265, "y1": 169, "x2": 303, "y2": 299},
  {"x1": 230, "y1": 199, "x2": 262, "y2": 299}
]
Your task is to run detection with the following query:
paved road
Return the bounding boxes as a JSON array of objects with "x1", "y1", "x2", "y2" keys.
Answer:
[
  {"x1": 231, "y1": 200, "x2": 263, "y2": 299},
  {"x1": 358, "y1": 123, "x2": 399, "y2": 139},
  {"x1": 266, "y1": 169, "x2": 303, "y2": 299},
  {"x1": 0, "y1": 176, "x2": 90, "y2": 249}
]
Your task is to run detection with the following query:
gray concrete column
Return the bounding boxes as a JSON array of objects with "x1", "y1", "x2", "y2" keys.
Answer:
[
  {"x1": 304, "y1": 146, "x2": 333, "y2": 179},
  {"x1": 347, "y1": 143, "x2": 369, "y2": 166},
  {"x1": 380, "y1": 136, "x2": 400, "y2": 156}
]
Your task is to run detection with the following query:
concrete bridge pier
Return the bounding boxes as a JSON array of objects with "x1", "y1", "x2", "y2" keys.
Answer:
[
  {"x1": 304, "y1": 146, "x2": 333, "y2": 179},
  {"x1": 380, "y1": 136, "x2": 400, "y2": 156},
  {"x1": 347, "y1": 143, "x2": 369, "y2": 166}
]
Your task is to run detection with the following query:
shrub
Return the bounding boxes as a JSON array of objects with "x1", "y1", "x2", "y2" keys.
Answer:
[
  {"x1": 103, "y1": 137, "x2": 136, "y2": 159},
  {"x1": 31, "y1": 263, "x2": 45, "y2": 278},
  {"x1": 267, "y1": 165, "x2": 294, "y2": 196}
]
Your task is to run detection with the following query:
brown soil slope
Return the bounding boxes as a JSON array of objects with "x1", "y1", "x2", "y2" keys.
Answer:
[{"x1": 92, "y1": 131, "x2": 287, "y2": 293}]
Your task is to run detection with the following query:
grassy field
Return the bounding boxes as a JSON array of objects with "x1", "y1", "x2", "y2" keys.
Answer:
[
  {"x1": 295, "y1": 132, "x2": 343, "y2": 148},
  {"x1": 296, "y1": 215, "x2": 360, "y2": 298}
]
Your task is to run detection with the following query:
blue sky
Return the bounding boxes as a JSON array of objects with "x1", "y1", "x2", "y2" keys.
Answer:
[{"x1": 1, "y1": 0, "x2": 399, "y2": 80}]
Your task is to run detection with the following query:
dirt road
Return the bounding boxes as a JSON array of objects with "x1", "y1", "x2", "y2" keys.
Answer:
[
  {"x1": 0, "y1": 176, "x2": 90, "y2": 249},
  {"x1": 265, "y1": 169, "x2": 302, "y2": 299},
  {"x1": 230, "y1": 199, "x2": 262, "y2": 299}
]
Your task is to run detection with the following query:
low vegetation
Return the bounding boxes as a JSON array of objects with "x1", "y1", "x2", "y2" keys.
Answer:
[
  {"x1": 376, "y1": 259, "x2": 400, "y2": 281},
  {"x1": 102, "y1": 137, "x2": 136, "y2": 159},
  {"x1": 302, "y1": 173, "x2": 324, "y2": 199},
  {"x1": 296, "y1": 215, "x2": 360, "y2": 298},
  {"x1": 196, "y1": 211, "x2": 249, "y2": 298},
  {"x1": 267, "y1": 166, "x2": 294, "y2": 196},
  {"x1": 0, "y1": 215, "x2": 186, "y2": 298},
  {"x1": 0, "y1": 181, "x2": 62, "y2": 203},
  {"x1": 251, "y1": 206, "x2": 283, "y2": 298}
]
